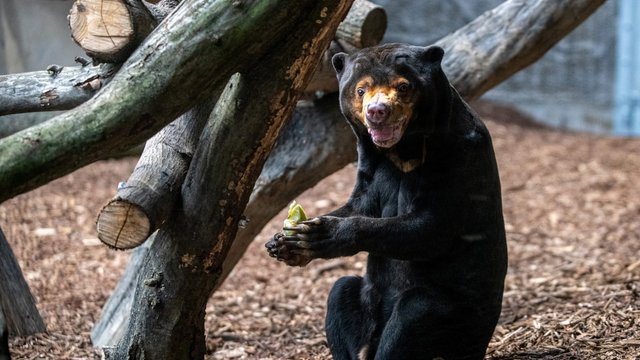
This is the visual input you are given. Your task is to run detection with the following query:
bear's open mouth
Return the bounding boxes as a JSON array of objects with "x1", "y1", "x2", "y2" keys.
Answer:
[{"x1": 367, "y1": 124, "x2": 402, "y2": 147}]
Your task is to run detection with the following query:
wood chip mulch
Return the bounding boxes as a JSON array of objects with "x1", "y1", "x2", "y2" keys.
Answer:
[{"x1": 1, "y1": 102, "x2": 639, "y2": 359}]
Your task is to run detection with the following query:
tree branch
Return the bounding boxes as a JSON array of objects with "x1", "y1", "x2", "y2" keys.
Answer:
[
  {"x1": 0, "y1": 63, "x2": 117, "y2": 116},
  {"x1": 96, "y1": 99, "x2": 217, "y2": 249}
]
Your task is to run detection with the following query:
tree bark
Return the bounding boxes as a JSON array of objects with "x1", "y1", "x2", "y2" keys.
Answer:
[
  {"x1": 91, "y1": 0, "x2": 607, "y2": 347},
  {"x1": 0, "y1": 0, "x2": 348, "y2": 205},
  {"x1": 69, "y1": 0, "x2": 156, "y2": 64},
  {"x1": 106, "y1": 0, "x2": 353, "y2": 357},
  {"x1": 91, "y1": 238, "x2": 153, "y2": 347},
  {"x1": 0, "y1": 63, "x2": 117, "y2": 116},
  {"x1": 0, "y1": 227, "x2": 46, "y2": 336}
]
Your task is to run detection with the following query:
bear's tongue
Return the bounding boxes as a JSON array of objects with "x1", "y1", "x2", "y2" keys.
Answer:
[{"x1": 368, "y1": 126, "x2": 394, "y2": 142}]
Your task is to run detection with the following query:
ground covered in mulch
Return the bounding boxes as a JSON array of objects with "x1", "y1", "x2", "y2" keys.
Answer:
[{"x1": 1, "y1": 102, "x2": 639, "y2": 359}]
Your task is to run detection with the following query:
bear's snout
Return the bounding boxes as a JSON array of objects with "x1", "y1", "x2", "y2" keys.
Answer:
[{"x1": 366, "y1": 102, "x2": 390, "y2": 125}]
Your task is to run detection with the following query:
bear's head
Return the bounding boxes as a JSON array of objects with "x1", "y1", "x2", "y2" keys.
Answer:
[{"x1": 332, "y1": 44, "x2": 451, "y2": 148}]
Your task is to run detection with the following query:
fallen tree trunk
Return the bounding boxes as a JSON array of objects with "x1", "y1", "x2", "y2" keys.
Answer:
[
  {"x1": 105, "y1": 0, "x2": 353, "y2": 357},
  {"x1": 91, "y1": 0, "x2": 607, "y2": 347}
]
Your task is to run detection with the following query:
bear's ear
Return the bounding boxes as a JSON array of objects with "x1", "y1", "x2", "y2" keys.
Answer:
[
  {"x1": 332, "y1": 52, "x2": 347, "y2": 76},
  {"x1": 418, "y1": 46, "x2": 444, "y2": 65}
]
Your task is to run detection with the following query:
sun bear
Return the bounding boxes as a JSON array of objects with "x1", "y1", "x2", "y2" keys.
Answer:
[{"x1": 266, "y1": 43, "x2": 507, "y2": 360}]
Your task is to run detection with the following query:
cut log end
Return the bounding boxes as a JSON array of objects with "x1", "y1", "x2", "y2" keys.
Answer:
[
  {"x1": 68, "y1": 0, "x2": 156, "y2": 64},
  {"x1": 359, "y1": 7, "x2": 386, "y2": 48},
  {"x1": 97, "y1": 199, "x2": 151, "y2": 250},
  {"x1": 69, "y1": 0, "x2": 133, "y2": 55},
  {"x1": 335, "y1": 0, "x2": 387, "y2": 48}
]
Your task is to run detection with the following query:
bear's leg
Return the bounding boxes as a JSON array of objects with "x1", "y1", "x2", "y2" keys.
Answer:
[
  {"x1": 325, "y1": 276, "x2": 369, "y2": 360},
  {"x1": 374, "y1": 288, "x2": 494, "y2": 360}
]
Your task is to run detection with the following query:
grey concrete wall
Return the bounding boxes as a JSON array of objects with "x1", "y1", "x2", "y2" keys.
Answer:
[{"x1": 0, "y1": 0, "x2": 83, "y2": 73}]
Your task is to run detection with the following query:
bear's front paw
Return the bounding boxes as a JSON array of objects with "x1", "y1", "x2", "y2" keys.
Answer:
[
  {"x1": 282, "y1": 216, "x2": 354, "y2": 259},
  {"x1": 265, "y1": 233, "x2": 312, "y2": 267}
]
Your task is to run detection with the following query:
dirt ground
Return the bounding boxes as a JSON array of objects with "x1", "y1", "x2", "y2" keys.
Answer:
[{"x1": 1, "y1": 102, "x2": 639, "y2": 359}]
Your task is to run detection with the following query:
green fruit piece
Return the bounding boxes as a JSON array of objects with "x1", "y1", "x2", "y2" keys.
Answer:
[{"x1": 283, "y1": 201, "x2": 307, "y2": 235}]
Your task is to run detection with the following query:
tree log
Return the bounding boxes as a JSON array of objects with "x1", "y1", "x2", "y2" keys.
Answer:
[
  {"x1": 96, "y1": 99, "x2": 216, "y2": 249},
  {"x1": 0, "y1": 0, "x2": 348, "y2": 205},
  {"x1": 0, "y1": 227, "x2": 46, "y2": 336},
  {"x1": 335, "y1": 0, "x2": 386, "y2": 48},
  {"x1": 0, "y1": 62, "x2": 117, "y2": 116},
  {"x1": 68, "y1": 0, "x2": 156, "y2": 64},
  {"x1": 106, "y1": 0, "x2": 353, "y2": 356}
]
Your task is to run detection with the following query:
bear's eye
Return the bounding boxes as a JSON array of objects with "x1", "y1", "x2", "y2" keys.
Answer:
[
  {"x1": 397, "y1": 83, "x2": 410, "y2": 94},
  {"x1": 356, "y1": 88, "x2": 365, "y2": 97}
]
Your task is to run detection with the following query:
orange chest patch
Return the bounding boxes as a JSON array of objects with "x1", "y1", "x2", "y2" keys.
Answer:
[{"x1": 383, "y1": 138, "x2": 427, "y2": 173}]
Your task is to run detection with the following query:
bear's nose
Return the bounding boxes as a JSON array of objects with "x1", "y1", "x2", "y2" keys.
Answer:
[{"x1": 366, "y1": 103, "x2": 389, "y2": 124}]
